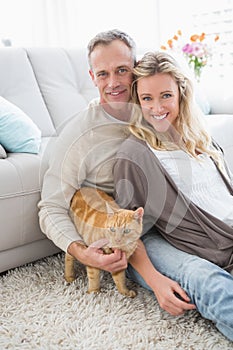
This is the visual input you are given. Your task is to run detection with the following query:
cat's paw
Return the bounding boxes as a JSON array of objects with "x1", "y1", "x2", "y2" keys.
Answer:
[
  {"x1": 64, "y1": 274, "x2": 76, "y2": 283},
  {"x1": 87, "y1": 288, "x2": 101, "y2": 294},
  {"x1": 120, "y1": 289, "x2": 137, "y2": 298}
]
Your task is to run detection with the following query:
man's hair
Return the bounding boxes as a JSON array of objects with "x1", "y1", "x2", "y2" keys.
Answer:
[{"x1": 87, "y1": 29, "x2": 136, "y2": 67}]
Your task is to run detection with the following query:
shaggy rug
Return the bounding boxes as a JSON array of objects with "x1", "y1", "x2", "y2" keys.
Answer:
[{"x1": 0, "y1": 253, "x2": 232, "y2": 350}]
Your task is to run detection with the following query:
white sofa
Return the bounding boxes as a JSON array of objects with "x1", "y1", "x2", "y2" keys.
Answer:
[
  {"x1": 0, "y1": 48, "x2": 98, "y2": 273},
  {"x1": 0, "y1": 47, "x2": 233, "y2": 273}
]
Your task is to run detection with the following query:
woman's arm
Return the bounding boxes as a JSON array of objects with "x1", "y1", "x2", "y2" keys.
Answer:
[
  {"x1": 113, "y1": 148, "x2": 196, "y2": 315},
  {"x1": 130, "y1": 240, "x2": 196, "y2": 315}
]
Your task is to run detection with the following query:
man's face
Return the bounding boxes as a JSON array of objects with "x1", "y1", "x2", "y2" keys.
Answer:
[{"x1": 89, "y1": 40, "x2": 134, "y2": 108}]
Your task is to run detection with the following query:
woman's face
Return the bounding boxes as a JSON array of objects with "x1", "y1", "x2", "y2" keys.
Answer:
[{"x1": 137, "y1": 73, "x2": 180, "y2": 133}]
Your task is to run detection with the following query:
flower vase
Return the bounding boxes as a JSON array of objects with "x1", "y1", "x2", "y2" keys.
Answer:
[
  {"x1": 194, "y1": 78, "x2": 210, "y2": 114},
  {"x1": 194, "y1": 69, "x2": 202, "y2": 83}
]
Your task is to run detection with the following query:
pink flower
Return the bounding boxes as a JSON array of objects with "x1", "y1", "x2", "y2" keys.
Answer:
[
  {"x1": 182, "y1": 43, "x2": 193, "y2": 54},
  {"x1": 161, "y1": 30, "x2": 219, "y2": 81},
  {"x1": 182, "y1": 42, "x2": 207, "y2": 58}
]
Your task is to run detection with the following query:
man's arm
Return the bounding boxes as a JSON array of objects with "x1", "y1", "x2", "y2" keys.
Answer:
[
  {"x1": 39, "y1": 116, "x2": 127, "y2": 273},
  {"x1": 38, "y1": 117, "x2": 86, "y2": 252}
]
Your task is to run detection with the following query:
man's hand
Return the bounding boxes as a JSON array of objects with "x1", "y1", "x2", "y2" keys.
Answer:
[{"x1": 67, "y1": 241, "x2": 128, "y2": 273}]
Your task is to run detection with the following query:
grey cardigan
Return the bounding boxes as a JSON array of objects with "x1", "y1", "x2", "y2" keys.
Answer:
[{"x1": 113, "y1": 135, "x2": 233, "y2": 272}]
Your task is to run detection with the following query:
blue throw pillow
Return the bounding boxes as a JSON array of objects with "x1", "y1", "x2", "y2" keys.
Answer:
[{"x1": 0, "y1": 97, "x2": 41, "y2": 154}]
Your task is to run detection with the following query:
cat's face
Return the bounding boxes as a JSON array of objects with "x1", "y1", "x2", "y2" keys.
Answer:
[{"x1": 106, "y1": 207, "x2": 144, "y2": 249}]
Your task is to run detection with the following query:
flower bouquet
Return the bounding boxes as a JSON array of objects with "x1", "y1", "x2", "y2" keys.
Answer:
[{"x1": 161, "y1": 30, "x2": 219, "y2": 81}]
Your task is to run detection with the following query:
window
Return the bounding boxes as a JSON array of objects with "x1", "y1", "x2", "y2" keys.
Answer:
[
  {"x1": 158, "y1": 0, "x2": 233, "y2": 78},
  {"x1": 192, "y1": 0, "x2": 233, "y2": 77}
]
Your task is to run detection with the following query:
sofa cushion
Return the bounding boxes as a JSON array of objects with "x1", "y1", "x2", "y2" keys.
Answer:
[
  {"x1": 26, "y1": 48, "x2": 98, "y2": 133},
  {"x1": 0, "y1": 48, "x2": 56, "y2": 137},
  {"x1": 0, "y1": 96, "x2": 41, "y2": 153},
  {"x1": 0, "y1": 152, "x2": 43, "y2": 250},
  {"x1": 0, "y1": 144, "x2": 7, "y2": 158},
  {"x1": 201, "y1": 74, "x2": 233, "y2": 115},
  {"x1": 204, "y1": 114, "x2": 233, "y2": 173},
  {"x1": 194, "y1": 82, "x2": 211, "y2": 115}
]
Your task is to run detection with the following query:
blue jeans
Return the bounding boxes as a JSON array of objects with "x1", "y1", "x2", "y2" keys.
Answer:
[{"x1": 126, "y1": 229, "x2": 233, "y2": 341}]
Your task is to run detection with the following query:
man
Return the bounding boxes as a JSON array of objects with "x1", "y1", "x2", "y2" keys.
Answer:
[
  {"x1": 38, "y1": 29, "x2": 195, "y2": 316},
  {"x1": 39, "y1": 29, "x2": 136, "y2": 274}
]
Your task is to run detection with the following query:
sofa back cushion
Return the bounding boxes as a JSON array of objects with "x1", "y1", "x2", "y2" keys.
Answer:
[
  {"x1": 204, "y1": 114, "x2": 233, "y2": 173},
  {"x1": 0, "y1": 48, "x2": 55, "y2": 137},
  {"x1": 201, "y1": 74, "x2": 233, "y2": 115},
  {"x1": 26, "y1": 48, "x2": 98, "y2": 133}
]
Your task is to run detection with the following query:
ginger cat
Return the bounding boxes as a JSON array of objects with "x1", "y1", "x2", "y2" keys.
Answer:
[{"x1": 65, "y1": 187, "x2": 144, "y2": 298}]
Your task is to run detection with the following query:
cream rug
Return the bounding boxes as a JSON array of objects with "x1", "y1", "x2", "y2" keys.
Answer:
[{"x1": 0, "y1": 253, "x2": 232, "y2": 350}]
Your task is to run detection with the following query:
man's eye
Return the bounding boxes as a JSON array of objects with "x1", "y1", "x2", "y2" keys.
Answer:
[
  {"x1": 118, "y1": 68, "x2": 128, "y2": 74},
  {"x1": 97, "y1": 72, "x2": 107, "y2": 78}
]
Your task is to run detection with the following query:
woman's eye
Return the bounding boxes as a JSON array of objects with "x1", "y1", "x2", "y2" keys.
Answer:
[
  {"x1": 143, "y1": 96, "x2": 151, "y2": 101},
  {"x1": 123, "y1": 228, "x2": 131, "y2": 234},
  {"x1": 110, "y1": 227, "x2": 116, "y2": 232},
  {"x1": 162, "y1": 93, "x2": 172, "y2": 99}
]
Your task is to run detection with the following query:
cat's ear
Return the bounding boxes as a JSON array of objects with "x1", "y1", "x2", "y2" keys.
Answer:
[
  {"x1": 134, "y1": 207, "x2": 144, "y2": 223},
  {"x1": 105, "y1": 202, "x2": 115, "y2": 216}
]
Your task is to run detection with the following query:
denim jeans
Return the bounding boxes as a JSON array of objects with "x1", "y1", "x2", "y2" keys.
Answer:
[{"x1": 126, "y1": 229, "x2": 233, "y2": 341}]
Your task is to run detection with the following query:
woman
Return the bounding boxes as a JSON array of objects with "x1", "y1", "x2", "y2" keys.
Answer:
[{"x1": 113, "y1": 51, "x2": 233, "y2": 341}]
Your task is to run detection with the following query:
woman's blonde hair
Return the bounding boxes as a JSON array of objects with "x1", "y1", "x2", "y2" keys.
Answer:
[{"x1": 130, "y1": 51, "x2": 221, "y2": 163}]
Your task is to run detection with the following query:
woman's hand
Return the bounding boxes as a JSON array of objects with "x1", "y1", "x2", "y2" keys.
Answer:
[
  {"x1": 149, "y1": 272, "x2": 196, "y2": 316},
  {"x1": 129, "y1": 239, "x2": 196, "y2": 315}
]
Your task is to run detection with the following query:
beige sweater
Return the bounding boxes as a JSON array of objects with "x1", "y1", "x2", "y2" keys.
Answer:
[{"x1": 38, "y1": 100, "x2": 129, "y2": 252}]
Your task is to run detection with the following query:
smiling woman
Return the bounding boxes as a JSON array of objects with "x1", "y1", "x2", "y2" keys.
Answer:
[
  {"x1": 113, "y1": 50, "x2": 233, "y2": 342},
  {"x1": 136, "y1": 72, "x2": 180, "y2": 133}
]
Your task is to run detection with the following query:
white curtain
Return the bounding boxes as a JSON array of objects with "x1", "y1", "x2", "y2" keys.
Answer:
[
  {"x1": 0, "y1": 0, "x2": 159, "y2": 49},
  {"x1": 31, "y1": 0, "x2": 81, "y2": 47},
  {"x1": 0, "y1": 0, "x2": 82, "y2": 47}
]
